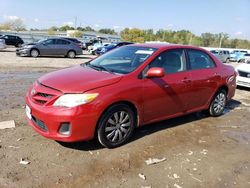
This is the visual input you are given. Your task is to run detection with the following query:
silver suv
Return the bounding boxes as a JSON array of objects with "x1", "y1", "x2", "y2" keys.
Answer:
[{"x1": 210, "y1": 50, "x2": 230, "y2": 63}]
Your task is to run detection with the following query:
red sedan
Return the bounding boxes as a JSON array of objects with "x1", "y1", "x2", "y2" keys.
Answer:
[{"x1": 25, "y1": 44, "x2": 236, "y2": 148}]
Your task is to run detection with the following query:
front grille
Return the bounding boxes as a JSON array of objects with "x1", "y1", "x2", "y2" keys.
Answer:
[
  {"x1": 32, "y1": 92, "x2": 54, "y2": 105},
  {"x1": 238, "y1": 70, "x2": 250, "y2": 78},
  {"x1": 37, "y1": 92, "x2": 53, "y2": 98},
  {"x1": 31, "y1": 116, "x2": 48, "y2": 132},
  {"x1": 35, "y1": 100, "x2": 46, "y2": 105}
]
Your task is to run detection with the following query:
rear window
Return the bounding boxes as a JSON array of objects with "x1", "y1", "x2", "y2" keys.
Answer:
[
  {"x1": 187, "y1": 49, "x2": 215, "y2": 70},
  {"x1": 56, "y1": 39, "x2": 70, "y2": 45}
]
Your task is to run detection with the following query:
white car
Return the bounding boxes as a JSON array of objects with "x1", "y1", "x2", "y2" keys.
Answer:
[
  {"x1": 236, "y1": 62, "x2": 250, "y2": 88},
  {"x1": 244, "y1": 54, "x2": 250, "y2": 63},
  {"x1": 0, "y1": 38, "x2": 6, "y2": 49}
]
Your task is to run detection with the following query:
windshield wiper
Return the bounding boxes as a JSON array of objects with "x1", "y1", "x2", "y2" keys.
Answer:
[{"x1": 85, "y1": 63, "x2": 114, "y2": 74}]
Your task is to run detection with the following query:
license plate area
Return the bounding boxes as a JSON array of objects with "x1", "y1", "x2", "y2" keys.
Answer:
[{"x1": 26, "y1": 105, "x2": 32, "y2": 120}]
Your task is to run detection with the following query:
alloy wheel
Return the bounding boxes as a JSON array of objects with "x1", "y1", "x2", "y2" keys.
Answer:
[
  {"x1": 104, "y1": 111, "x2": 131, "y2": 143},
  {"x1": 213, "y1": 93, "x2": 226, "y2": 114}
]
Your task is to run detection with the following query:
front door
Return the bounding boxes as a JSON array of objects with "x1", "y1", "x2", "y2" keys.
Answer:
[{"x1": 142, "y1": 49, "x2": 192, "y2": 123}]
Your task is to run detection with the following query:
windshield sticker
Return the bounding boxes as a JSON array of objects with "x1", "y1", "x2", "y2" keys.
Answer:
[{"x1": 135, "y1": 50, "x2": 154, "y2": 55}]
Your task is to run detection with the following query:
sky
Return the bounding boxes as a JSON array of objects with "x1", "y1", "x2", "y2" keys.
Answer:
[{"x1": 0, "y1": 0, "x2": 250, "y2": 39}]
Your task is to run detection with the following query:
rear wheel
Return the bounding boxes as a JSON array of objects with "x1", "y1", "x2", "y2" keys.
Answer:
[
  {"x1": 97, "y1": 104, "x2": 136, "y2": 148},
  {"x1": 209, "y1": 90, "x2": 227, "y2": 117},
  {"x1": 30, "y1": 49, "x2": 39, "y2": 57},
  {"x1": 225, "y1": 58, "x2": 230, "y2": 63},
  {"x1": 67, "y1": 50, "x2": 76, "y2": 58},
  {"x1": 16, "y1": 43, "x2": 22, "y2": 48}
]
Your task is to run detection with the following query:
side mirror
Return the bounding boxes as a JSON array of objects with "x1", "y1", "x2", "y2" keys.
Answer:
[{"x1": 146, "y1": 67, "x2": 165, "y2": 78}]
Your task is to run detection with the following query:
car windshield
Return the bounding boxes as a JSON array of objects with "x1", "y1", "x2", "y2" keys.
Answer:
[
  {"x1": 109, "y1": 43, "x2": 118, "y2": 47},
  {"x1": 85, "y1": 46, "x2": 157, "y2": 74}
]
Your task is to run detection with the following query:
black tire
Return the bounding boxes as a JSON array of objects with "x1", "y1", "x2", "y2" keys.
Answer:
[
  {"x1": 30, "y1": 49, "x2": 39, "y2": 57},
  {"x1": 67, "y1": 50, "x2": 76, "y2": 58},
  {"x1": 15, "y1": 43, "x2": 22, "y2": 48},
  {"x1": 209, "y1": 89, "x2": 227, "y2": 117},
  {"x1": 97, "y1": 104, "x2": 136, "y2": 148},
  {"x1": 225, "y1": 58, "x2": 230, "y2": 63}
]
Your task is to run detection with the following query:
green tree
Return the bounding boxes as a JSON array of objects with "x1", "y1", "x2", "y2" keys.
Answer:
[
  {"x1": 98, "y1": 28, "x2": 117, "y2": 35},
  {"x1": 59, "y1": 25, "x2": 74, "y2": 31},
  {"x1": 0, "y1": 18, "x2": 26, "y2": 31}
]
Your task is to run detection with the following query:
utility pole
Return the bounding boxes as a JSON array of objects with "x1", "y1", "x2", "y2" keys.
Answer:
[
  {"x1": 188, "y1": 33, "x2": 193, "y2": 45},
  {"x1": 74, "y1": 16, "x2": 77, "y2": 29},
  {"x1": 219, "y1": 34, "x2": 224, "y2": 48}
]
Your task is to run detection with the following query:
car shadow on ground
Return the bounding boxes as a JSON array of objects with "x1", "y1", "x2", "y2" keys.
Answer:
[
  {"x1": 237, "y1": 85, "x2": 250, "y2": 92},
  {"x1": 17, "y1": 55, "x2": 94, "y2": 60},
  {"x1": 0, "y1": 49, "x2": 16, "y2": 52},
  {"x1": 58, "y1": 99, "x2": 242, "y2": 151}
]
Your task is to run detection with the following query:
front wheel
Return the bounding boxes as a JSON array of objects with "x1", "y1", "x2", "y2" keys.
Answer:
[
  {"x1": 30, "y1": 49, "x2": 39, "y2": 57},
  {"x1": 97, "y1": 104, "x2": 136, "y2": 148},
  {"x1": 67, "y1": 50, "x2": 76, "y2": 58},
  {"x1": 209, "y1": 90, "x2": 227, "y2": 117}
]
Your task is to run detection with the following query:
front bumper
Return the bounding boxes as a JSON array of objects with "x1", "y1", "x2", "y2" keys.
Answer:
[
  {"x1": 25, "y1": 85, "x2": 100, "y2": 142},
  {"x1": 16, "y1": 48, "x2": 30, "y2": 56},
  {"x1": 237, "y1": 76, "x2": 250, "y2": 88}
]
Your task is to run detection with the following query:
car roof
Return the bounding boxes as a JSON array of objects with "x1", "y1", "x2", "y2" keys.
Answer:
[
  {"x1": 128, "y1": 43, "x2": 206, "y2": 51},
  {"x1": 46, "y1": 37, "x2": 72, "y2": 41}
]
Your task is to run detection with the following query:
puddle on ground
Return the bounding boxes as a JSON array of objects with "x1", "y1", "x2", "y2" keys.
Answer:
[{"x1": 224, "y1": 130, "x2": 250, "y2": 149}]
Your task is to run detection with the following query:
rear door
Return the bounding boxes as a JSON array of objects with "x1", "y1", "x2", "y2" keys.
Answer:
[
  {"x1": 185, "y1": 49, "x2": 220, "y2": 111},
  {"x1": 142, "y1": 49, "x2": 193, "y2": 122},
  {"x1": 39, "y1": 39, "x2": 57, "y2": 55},
  {"x1": 55, "y1": 39, "x2": 71, "y2": 55}
]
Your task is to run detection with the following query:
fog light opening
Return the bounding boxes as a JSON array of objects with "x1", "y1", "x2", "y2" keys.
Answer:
[{"x1": 59, "y1": 123, "x2": 71, "y2": 135}]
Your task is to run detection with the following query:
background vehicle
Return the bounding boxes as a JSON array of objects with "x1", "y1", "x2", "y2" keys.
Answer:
[
  {"x1": 243, "y1": 53, "x2": 250, "y2": 63},
  {"x1": 16, "y1": 38, "x2": 82, "y2": 58},
  {"x1": 88, "y1": 40, "x2": 104, "y2": 55},
  {"x1": 0, "y1": 38, "x2": 6, "y2": 49},
  {"x1": 230, "y1": 50, "x2": 248, "y2": 62},
  {"x1": 0, "y1": 35, "x2": 24, "y2": 47},
  {"x1": 210, "y1": 50, "x2": 230, "y2": 63},
  {"x1": 96, "y1": 42, "x2": 134, "y2": 55},
  {"x1": 236, "y1": 61, "x2": 250, "y2": 88},
  {"x1": 61, "y1": 37, "x2": 84, "y2": 49},
  {"x1": 25, "y1": 44, "x2": 236, "y2": 148}
]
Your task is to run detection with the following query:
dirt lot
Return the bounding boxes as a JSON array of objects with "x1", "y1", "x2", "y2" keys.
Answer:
[{"x1": 0, "y1": 48, "x2": 250, "y2": 188}]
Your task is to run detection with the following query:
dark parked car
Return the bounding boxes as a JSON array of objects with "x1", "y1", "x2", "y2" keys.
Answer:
[
  {"x1": 0, "y1": 35, "x2": 24, "y2": 47},
  {"x1": 61, "y1": 37, "x2": 84, "y2": 49},
  {"x1": 96, "y1": 42, "x2": 134, "y2": 55},
  {"x1": 16, "y1": 38, "x2": 83, "y2": 58},
  {"x1": 25, "y1": 44, "x2": 236, "y2": 148}
]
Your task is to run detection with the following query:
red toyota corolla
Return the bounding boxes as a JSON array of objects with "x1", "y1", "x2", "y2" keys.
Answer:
[{"x1": 25, "y1": 44, "x2": 236, "y2": 148}]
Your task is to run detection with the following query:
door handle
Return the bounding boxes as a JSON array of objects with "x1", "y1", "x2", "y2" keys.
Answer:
[{"x1": 181, "y1": 79, "x2": 192, "y2": 83}]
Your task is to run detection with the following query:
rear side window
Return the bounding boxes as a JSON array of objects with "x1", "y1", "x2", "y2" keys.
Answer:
[
  {"x1": 149, "y1": 49, "x2": 186, "y2": 74},
  {"x1": 56, "y1": 39, "x2": 70, "y2": 45},
  {"x1": 187, "y1": 49, "x2": 215, "y2": 70}
]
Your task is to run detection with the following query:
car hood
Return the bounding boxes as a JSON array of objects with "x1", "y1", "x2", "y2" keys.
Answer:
[
  {"x1": 21, "y1": 43, "x2": 37, "y2": 48},
  {"x1": 38, "y1": 65, "x2": 123, "y2": 93},
  {"x1": 236, "y1": 64, "x2": 250, "y2": 73}
]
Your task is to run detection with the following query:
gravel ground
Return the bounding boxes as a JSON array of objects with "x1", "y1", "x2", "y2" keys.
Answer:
[{"x1": 0, "y1": 48, "x2": 250, "y2": 188}]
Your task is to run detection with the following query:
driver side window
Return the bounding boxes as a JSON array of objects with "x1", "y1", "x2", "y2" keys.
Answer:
[
  {"x1": 149, "y1": 49, "x2": 186, "y2": 74},
  {"x1": 44, "y1": 39, "x2": 55, "y2": 45}
]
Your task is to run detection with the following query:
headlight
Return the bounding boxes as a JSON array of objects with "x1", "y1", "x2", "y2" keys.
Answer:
[{"x1": 53, "y1": 93, "x2": 99, "y2": 108}]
